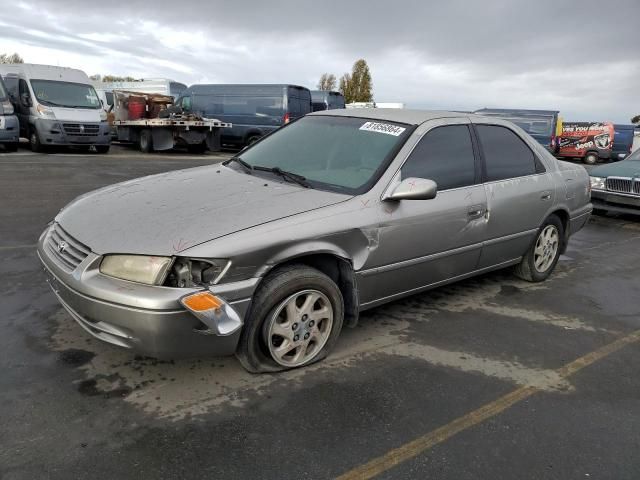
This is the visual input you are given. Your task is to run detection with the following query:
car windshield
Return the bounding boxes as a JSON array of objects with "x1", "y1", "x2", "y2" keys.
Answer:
[
  {"x1": 30, "y1": 79, "x2": 101, "y2": 109},
  {"x1": 237, "y1": 115, "x2": 412, "y2": 193}
]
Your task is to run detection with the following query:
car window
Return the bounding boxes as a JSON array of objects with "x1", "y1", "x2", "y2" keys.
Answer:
[
  {"x1": 401, "y1": 125, "x2": 476, "y2": 190},
  {"x1": 476, "y1": 125, "x2": 537, "y2": 181}
]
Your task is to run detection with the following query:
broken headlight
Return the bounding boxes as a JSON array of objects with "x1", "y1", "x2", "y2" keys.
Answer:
[
  {"x1": 100, "y1": 255, "x2": 173, "y2": 285},
  {"x1": 164, "y1": 258, "x2": 230, "y2": 288}
]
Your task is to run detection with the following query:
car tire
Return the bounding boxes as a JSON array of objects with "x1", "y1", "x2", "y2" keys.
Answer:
[
  {"x1": 94, "y1": 145, "x2": 110, "y2": 154},
  {"x1": 236, "y1": 264, "x2": 344, "y2": 373},
  {"x1": 29, "y1": 130, "x2": 44, "y2": 153},
  {"x1": 139, "y1": 129, "x2": 153, "y2": 153},
  {"x1": 4, "y1": 142, "x2": 18, "y2": 152},
  {"x1": 514, "y1": 214, "x2": 564, "y2": 282},
  {"x1": 583, "y1": 152, "x2": 598, "y2": 165}
]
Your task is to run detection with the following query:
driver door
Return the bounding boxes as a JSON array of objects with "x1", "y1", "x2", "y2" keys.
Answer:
[{"x1": 358, "y1": 119, "x2": 488, "y2": 306}]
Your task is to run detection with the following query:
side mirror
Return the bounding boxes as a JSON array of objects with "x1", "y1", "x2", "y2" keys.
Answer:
[
  {"x1": 384, "y1": 177, "x2": 438, "y2": 201},
  {"x1": 20, "y1": 92, "x2": 31, "y2": 107}
]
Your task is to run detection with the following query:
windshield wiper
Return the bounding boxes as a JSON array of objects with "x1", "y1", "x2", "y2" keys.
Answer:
[
  {"x1": 223, "y1": 156, "x2": 253, "y2": 173},
  {"x1": 252, "y1": 165, "x2": 311, "y2": 188}
]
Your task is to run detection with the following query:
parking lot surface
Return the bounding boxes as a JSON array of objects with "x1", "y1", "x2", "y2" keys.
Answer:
[{"x1": 1, "y1": 150, "x2": 639, "y2": 479}]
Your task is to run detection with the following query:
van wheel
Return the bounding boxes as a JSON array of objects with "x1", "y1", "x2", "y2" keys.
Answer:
[
  {"x1": 236, "y1": 264, "x2": 344, "y2": 373},
  {"x1": 583, "y1": 152, "x2": 598, "y2": 165},
  {"x1": 29, "y1": 131, "x2": 44, "y2": 153},
  {"x1": 139, "y1": 129, "x2": 153, "y2": 153},
  {"x1": 94, "y1": 145, "x2": 110, "y2": 154},
  {"x1": 245, "y1": 135, "x2": 260, "y2": 147},
  {"x1": 514, "y1": 215, "x2": 563, "y2": 282}
]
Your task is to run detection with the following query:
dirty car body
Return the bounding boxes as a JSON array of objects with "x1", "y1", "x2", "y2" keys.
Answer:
[{"x1": 38, "y1": 109, "x2": 592, "y2": 370}]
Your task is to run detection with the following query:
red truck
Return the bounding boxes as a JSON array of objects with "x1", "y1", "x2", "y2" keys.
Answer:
[{"x1": 557, "y1": 122, "x2": 615, "y2": 164}]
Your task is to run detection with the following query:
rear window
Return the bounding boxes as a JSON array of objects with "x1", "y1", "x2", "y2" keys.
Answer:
[{"x1": 476, "y1": 125, "x2": 537, "y2": 181}]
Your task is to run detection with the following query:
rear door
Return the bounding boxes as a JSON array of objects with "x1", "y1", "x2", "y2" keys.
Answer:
[{"x1": 473, "y1": 123, "x2": 554, "y2": 269}]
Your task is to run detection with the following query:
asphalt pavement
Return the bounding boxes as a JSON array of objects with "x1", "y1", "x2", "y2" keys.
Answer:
[{"x1": 1, "y1": 148, "x2": 639, "y2": 480}]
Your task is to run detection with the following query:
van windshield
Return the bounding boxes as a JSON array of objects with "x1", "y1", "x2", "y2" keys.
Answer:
[
  {"x1": 236, "y1": 116, "x2": 412, "y2": 194},
  {"x1": 30, "y1": 79, "x2": 101, "y2": 109}
]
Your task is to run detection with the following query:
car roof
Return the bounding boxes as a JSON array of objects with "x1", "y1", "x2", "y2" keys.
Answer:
[{"x1": 309, "y1": 108, "x2": 484, "y2": 126}]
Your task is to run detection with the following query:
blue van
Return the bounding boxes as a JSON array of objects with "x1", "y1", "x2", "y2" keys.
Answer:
[
  {"x1": 177, "y1": 84, "x2": 312, "y2": 148},
  {"x1": 611, "y1": 124, "x2": 635, "y2": 161},
  {"x1": 474, "y1": 108, "x2": 560, "y2": 152},
  {"x1": 311, "y1": 90, "x2": 345, "y2": 111},
  {"x1": 0, "y1": 75, "x2": 19, "y2": 151}
]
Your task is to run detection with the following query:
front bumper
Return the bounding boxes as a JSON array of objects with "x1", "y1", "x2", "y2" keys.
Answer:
[
  {"x1": 0, "y1": 114, "x2": 19, "y2": 143},
  {"x1": 34, "y1": 118, "x2": 111, "y2": 146},
  {"x1": 591, "y1": 189, "x2": 640, "y2": 215},
  {"x1": 37, "y1": 225, "x2": 258, "y2": 358}
]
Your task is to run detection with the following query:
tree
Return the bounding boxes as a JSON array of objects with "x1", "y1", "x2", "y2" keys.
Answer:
[
  {"x1": 339, "y1": 59, "x2": 373, "y2": 103},
  {"x1": 632, "y1": 114, "x2": 640, "y2": 124},
  {"x1": 317, "y1": 73, "x2": 337, "y2": 91},
  {"x1": 0, "y1": 53, "x2": 24, "y2": 64}
]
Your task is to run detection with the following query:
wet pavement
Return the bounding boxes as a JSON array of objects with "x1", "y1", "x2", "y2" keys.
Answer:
[{"x1": 1, "y1": 149, "x2": 639, "y2": 479}]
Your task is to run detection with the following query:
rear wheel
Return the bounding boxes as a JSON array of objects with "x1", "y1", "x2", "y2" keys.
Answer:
[
  {"x1": 514, "y1": 215, "x2": 563, "y2": 282},
  {"x1": 583, "y1": 152, "x2": 598, "y2": 165},
  {"x1": 139, "y1": 129, "x2": 153, "y2": 153},
  {"x1": 236, "y1": 264, "x2": 344, "y2": 373}
]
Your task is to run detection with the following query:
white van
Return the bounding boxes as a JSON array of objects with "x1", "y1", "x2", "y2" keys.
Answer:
[{"x1": 0, "y1": 64, "x2": 111, "y2": 152}]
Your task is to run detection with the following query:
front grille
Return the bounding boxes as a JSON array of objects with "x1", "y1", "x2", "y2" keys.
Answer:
[
  {"x1": 606, "y1": 177, "x2": 633, "y2": 194},
  {"x1": 62, "y1": 123, "x2": 100, "y2": 136},
  {"x1": 44, "y1": 224, "x2": 91, "y2": 271},
  {"x1": 634, "y1": 180, "x2": 640, "y2": 195}
]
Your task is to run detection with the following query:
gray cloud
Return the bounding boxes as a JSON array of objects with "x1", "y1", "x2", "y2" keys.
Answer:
[{"x1": 2, "y1": 0, "x2": 638, "y2": 122}]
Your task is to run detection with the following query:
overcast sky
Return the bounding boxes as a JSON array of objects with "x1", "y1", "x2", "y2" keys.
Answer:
[{"x1": 1, "y1": 0, "x2": 638, "y2": 122}]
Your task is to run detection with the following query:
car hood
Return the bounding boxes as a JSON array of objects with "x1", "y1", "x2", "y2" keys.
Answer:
[
  {"x1": 590, "y1": 160, "x2": 640, "y2": 179},
  {"x1": 56, "y1": 165, "x2": 350, "y2": 255}
]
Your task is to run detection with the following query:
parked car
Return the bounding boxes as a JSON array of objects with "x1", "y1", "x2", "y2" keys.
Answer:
[
  {"x1": 474, "y1": 108, "x2": 561, "y2": 153},
  {"x1": 589, "y1": 147, "x2": 640, "y2": 215},
  {"x1": 177, "y1": 84, "x2": 312, "y2": 148},
  {"x1": 0, "y1": 75, "x2": 19, "y2": 151},
  {"x1": 557, "y1": 122, "x2": 614, "y2": 164},
  {"x1": 38, "y1": 110, "x2": 592, "y2": 371},
  {"x1": 311, "y1": 90, "x2": 345, "y2": 111},
  {"x1": 0, "y1": 64, "x2": 111, "y2": 153},
  {"x1": 611, "y1": 124, "x2": 636, "y2": 161}
]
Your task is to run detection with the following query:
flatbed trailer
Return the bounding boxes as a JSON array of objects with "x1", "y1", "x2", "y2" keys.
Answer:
[{"x1": 111, "y1": 90, "x2": 231, "y2": 153}]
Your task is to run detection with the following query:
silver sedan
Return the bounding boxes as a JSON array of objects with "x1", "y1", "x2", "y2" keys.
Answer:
[{"x1": 38, "y1": 109, "x2": 592, "y2": 372}]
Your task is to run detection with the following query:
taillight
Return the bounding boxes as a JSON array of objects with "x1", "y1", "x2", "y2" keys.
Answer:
[{"x1": 283, "y1": 112, "x2": 290, "y2": 124}]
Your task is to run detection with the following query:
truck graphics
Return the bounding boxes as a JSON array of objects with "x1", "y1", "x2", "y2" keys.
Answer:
[{"x1": 557, "y1": 122, "x2": 614, "y2": 159}]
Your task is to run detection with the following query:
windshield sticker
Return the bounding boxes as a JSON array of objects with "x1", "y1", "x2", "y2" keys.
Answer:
[{"x1": 359, "y1": 121, "x2": 406, "y2": 136}]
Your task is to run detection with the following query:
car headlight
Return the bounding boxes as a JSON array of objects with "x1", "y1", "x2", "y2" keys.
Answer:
[
  {"x1": 2, "y1": 100, "x2": 14, "y2": 115},
  {"x1": 100, "y1": 255, "x2": 173, "y2": 285},
  {"x1": 164, "y1": 258, "x2": 231, "y2": 287},
  {"x1": 36, "y1": 103, "x2": 56, "y2": 119},
  {"x1": 590, "y1": 176, "x2": 606, "y2": 190}
]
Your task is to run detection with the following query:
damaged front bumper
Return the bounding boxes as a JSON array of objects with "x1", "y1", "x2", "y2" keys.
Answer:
[{"x1": 37, "y1": 227, "x2": 258, "y2": 359}]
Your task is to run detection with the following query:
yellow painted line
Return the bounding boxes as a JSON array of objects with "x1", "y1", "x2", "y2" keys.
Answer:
[{"x1": 336, "y1": 329, "x2": 640, "y2": 480}]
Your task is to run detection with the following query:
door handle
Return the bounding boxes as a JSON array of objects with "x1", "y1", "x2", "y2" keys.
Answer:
[
  {"x1": 540, "y1": 190, "x2": 552, "y2": 201},
  {"x1": 467, "y1": 205, "x2": 486, "y2": 220}
]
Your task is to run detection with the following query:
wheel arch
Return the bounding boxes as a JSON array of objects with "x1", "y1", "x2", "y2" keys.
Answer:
[{"x1": 547, "y1": 208, "x2": 570, "y2": 254}]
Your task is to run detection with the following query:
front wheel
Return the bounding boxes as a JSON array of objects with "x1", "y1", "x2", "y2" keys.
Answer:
[
  {"x1": 514, "y1": 215, "x2": 563, "y2": 282},
  {"x1": 583, "y1": 152, "x2": 598, "y2": 165},
  {"x1": 236, "y1": 264, "x2": 344, "y2": 373},
  {"x1": 30, "y1": 130, "x2": 44, "y2": 152}
]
